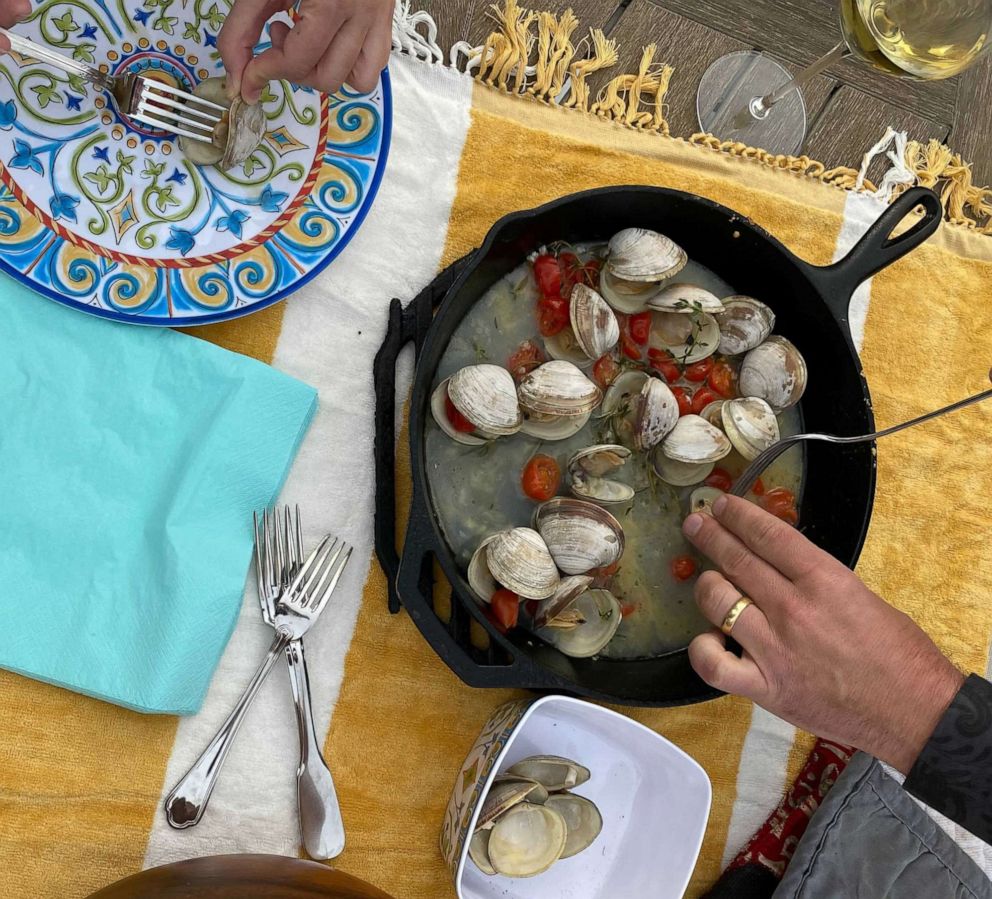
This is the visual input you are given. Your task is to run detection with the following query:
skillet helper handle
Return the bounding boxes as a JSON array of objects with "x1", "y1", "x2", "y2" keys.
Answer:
[{"x1": 818, "y1": 187, "x2": 942, "y2": 312}]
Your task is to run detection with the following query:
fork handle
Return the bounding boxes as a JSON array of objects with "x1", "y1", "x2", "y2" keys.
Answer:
[
  {"x1": 0, "y1": 28, "x2": 110, "y2": 86},
  {"x1": 286, "y1": 639, "x2": 345, "y2": 859},
  {"x1": 164, "y1": 631, "x2": 290, "y2": 829}
]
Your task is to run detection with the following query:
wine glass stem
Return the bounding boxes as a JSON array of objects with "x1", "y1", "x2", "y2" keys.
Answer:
[{"x1": 751, "y1": 41, "x2": 850, "y2": 117}]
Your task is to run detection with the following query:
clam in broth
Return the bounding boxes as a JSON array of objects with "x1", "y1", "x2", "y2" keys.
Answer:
[{"x1": 425, "y1": 246, "x2": 803, "y2": 659}]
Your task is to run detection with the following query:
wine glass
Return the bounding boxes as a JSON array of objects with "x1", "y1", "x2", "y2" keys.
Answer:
[{"x1": 696, "y1": 0, "x2": 992, "y2": 156}]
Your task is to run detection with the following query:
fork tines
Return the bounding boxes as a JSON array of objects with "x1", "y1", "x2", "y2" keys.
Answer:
[
  {"x1": 288, "y1": 535, "x2": 352, "y2": 615},
  {"x1": 130, "y1": 78, "x2": 227, "y2": 145}
]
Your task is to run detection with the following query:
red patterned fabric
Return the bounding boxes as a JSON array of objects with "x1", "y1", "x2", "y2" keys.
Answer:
[{"x1": 725, "y1": 739, "x2": 856, "y2": 879}]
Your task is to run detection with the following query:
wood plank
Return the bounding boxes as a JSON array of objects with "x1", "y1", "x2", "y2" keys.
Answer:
[
  {"x1": 804, "y1": 85, "x2": 950, "y2": 180},
  {"x1": 643, "y1": 0, "x2": 957, "y2": 125},
  {"x1": 950, "y1": 53, "x2": 992, "y2": 188},
  {"x1": 606, "y1": 0, "x2": 835, "y2": 141},
  {"x1": 411, "y1": 0, "x2": 475, "y2": 60}
]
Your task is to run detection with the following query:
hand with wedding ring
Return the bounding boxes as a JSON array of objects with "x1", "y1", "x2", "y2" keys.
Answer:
[{"x1": 681, "y1": 494, "x2": 964, "y2": 775}]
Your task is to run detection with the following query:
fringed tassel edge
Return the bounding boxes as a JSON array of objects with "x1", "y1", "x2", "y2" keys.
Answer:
[{"x1": 392, "y1": 0, "x2": 992, "y2": 234}]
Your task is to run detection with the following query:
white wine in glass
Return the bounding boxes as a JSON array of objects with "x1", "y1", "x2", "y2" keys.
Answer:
[{"x1": 697, "y1": 0, "x2": 992, "y2": 155}]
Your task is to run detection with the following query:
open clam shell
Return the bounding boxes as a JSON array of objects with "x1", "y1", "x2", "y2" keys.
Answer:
[
  {"x1": 571, "y1": 472, "x2": 636, "y2": 505},
  {"x1": 519, "y1": 409, "x2": 591, "y2": 441},
  {"x1": 568, "y1": 444, "x2": 634, "y2": 506},
  {"x1": 469, "y1": 829, "x2": 496, "y2": 875},
  {"x1": 689, "y1": 485, "x2": 724, "y2": 514},
  {"x1": 491, "y1": 775, "x2": 550, "y2": 805},
  {"x1": 544, "y1": 327, "x2": 593, "y2": 369},
  {"x1": 652, "y1": 450, "x2": 715, "y2": 486},
  {"x1": 570, "y1": 284, "x2": 619, "y2": 359},
  {"x1": 448, "y1": 364, "x2": 523, "y2": 437},
  {"x1": 533, "y1": 575, "x2": 595, "y2": 629},
  {"x1": 739, "y1": 336, "x2": 807, "y2": 410},
  {"x1": 535, "y1": 497, "x2": 625, "y2": 575},
  {"x1": 722, "y1": 396, "x2": 781, "y2": 461},
  {"x1": 518, "y1": 360, "x2": 602, "y2": 417},
  {"x1": 178, "y1": 77, "x2": 265, "y2": 171},
  {"x1": 650, "y1": 311, "x2": 720, "y2": 364},
  {"x1": 487, "y1": 803, "x2": 568, "y2": 878},
  {"x1": 661, "y1": 414, "x2": 733, "y2": 464},
  {"x1": 537, "y1": 588, "x2": 622, "y2": 657},
  {"x1": 485, "y1": 528, "x2": 559, "y2": 601},
  {"x1": 545, "y1": 794, "x2": 603, "y2": 858},
  {"x1": 467, "y1": 534, "x2": 500, "y2": 603},
  {"x1": 597, "y1": 369, "x2": 649, "y2": 419},
  {"x1": 506, "y1": 755, "x2": 592, "y2": 791},
  {"x1": 699, "y1": 399, "x2": 726, "y2": 428},
  {"x1": 477, "y1": 778, "x2": 547, "y2": 830},
  {"x1": 599, "y1": 267, "x2": 660, "y2": 314},
  {"x1": 607, "y1": 228, "x2": 687, "y2": 282},
  {"x1": 716, "y1": 296, "x2": 775, "y2": 355},
  {"x1": 634, "y1": 378, "x2": 680, "y2": 452},
  {"x1": 647, "y1": 283, "x2": 725, "y2": 314},
  {"x1": 430, "y1": 380, "x2": 487, "y2": 446}
]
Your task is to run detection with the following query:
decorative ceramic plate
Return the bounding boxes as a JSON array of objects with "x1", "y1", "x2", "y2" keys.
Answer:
[{"x1": 0, "y1": 1, "x2": 391, "y2": 325}]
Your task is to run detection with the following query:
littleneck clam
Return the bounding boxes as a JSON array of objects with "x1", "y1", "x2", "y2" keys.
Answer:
[
  {"x1": 569, "y1": 444, "x2": 634, "y2": 505},
  {"x1": 722, "y1": 396, "x2": 781, "y2": 460},
  {"x1": 487, "y1": 803, "x2": 568, "y2": 877},
  {"x1": 534, "y1": 497, "x2": 625, "y2": 575},
  {"x1": 652, "y1": 450, "x2": 715, "y2": 487},
  {"x1": 533, "y1": 575, "x2": 595, "y2": 629},
  {"x1": 470, "y1": 756, "x2": 602, "y2": 879},
  {"x1": 607, "y1": 228, "x2": 687, "y2": 282},
  {"x1": 699, "y1": 399, "x2": 726, "y2": 428},
  {"x1": 715, "y1": 296, "x2": 776, "y2": 355},
  {"x1": 599, "y1": 267, "x2": 659, "y2": 314},
  {"x1": 178, "y1": 77, "x2": 266, "y2": 171},
  {"x1": 484, "y1": 527, "x2": 559, "y2": 601},
  {"x1": 569, "y1": 284, "x2": 620, "y2": 359},
  {"x1": 544, "y1": 794, "x2": 603, "y2": 858},
  {"x1": 538, "y1": 588, "x2": 621, "y2": 657},
  {"x1": 597, "y1": 369, "x2": 648, "y2": 419},
  {"x1": 467, "y1": 534, "x2": 500, "y2": 602},
  {"x1": 739, "y1": 336, "x2": 808, "y2": 410},
  {"x1": 634, "y1": 378, "x2": 680, "y2": 452},
  {"x1": 519, "y1": 409, "x2": 591, "y2": 441},
  {"x1": 650, "y1": 310, "x2": 721, "y2": 364},
  {"x1": 518, "y1": 360, "x2": 602, "y2": 417},
  {"x1": 431, "y1": 364, "x2": 522, "y2": 445},
  {"x1": 689, "y1": 485, "x2": 724, "y2": 514},
  {"x1": 661, "y1": 414, "x2": 733, "y2": 464},
  {"x1": 647, "y1": 283, "x2": 725, "y2": 314}
]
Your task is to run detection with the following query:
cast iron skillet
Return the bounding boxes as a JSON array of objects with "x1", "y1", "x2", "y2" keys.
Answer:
[{"x1": 374, "y1": 185, "x2": 942, "y2": 707}]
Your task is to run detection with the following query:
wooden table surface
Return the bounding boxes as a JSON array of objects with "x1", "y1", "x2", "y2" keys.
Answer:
[{"x1": 421, "y1": 0, "x2": 988, "y2": 185}]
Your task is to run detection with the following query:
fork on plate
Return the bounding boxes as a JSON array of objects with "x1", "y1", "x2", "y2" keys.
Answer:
[
  {"x1": 255, "y1": 507, "x2": 347, "y2": 860},
  {"x1": 0, "y1": 27, "x2": 225, "y2": 143},
  {"x1": 164, "y1": 525, "x2": 351, "y2": 833}
]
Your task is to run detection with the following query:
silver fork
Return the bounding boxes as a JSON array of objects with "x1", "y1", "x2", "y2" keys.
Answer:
[
  {"x1": 731, "y1": 370, "x2": 992, "y2": 497},
  {"x1": 258, "y1": 507, "x2": 346, "y2": 860},
  {"x1": 0, "y1": 27, "x2": 224, "y2": 143},
  {"x1": 165, "y1": 532, "x2": 352, "y2": 829}
]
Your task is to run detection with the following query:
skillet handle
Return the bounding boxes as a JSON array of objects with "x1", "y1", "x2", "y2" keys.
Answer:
[{"x1": 810, "y1": 186, "x2": 943, "y2": 322}]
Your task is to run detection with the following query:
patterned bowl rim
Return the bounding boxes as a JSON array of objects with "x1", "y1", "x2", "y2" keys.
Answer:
[
  {"x1": 453, "y1": 694, "x2": 713, "y2": 896},
  {"x1": 3, "y1": 68, "x2": 393, "y2": 328}
]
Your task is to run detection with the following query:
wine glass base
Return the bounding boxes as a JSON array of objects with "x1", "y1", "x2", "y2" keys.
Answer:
[{"x1": 697, "y1": 51, "x2": 807, "y2": 157}]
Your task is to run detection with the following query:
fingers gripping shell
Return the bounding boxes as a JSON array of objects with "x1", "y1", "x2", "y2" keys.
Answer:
[{"x1": 178, "y1": 77, "x2": 265, "y2": 171}]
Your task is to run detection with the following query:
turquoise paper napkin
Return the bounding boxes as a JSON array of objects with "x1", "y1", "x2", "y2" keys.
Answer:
[{"x1": 0, "y1": 281, "x2": 317, "y2": 714}]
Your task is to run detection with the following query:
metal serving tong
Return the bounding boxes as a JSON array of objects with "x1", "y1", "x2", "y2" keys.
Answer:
[
  {"x1": 732, "y1": 368, "x2": 992, "y2": 497},
  {"x1": 0, "y1": 27, "x2": 224, "y2": 143}
]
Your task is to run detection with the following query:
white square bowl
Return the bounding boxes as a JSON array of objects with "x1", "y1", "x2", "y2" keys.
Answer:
[{"x1": 453, "y1": 695, "x2": 711, "y2": 899}]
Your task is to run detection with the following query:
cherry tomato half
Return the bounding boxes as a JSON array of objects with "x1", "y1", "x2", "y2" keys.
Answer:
[
  {"x1": 751, "y1": 477, "x2": 766, "y2": 496},
  {"x1": 620, "y1": 330, "x2": 642, "y2": 360},
  {"x1": 629, "y1": 312, "x2": 652, "y2": 345},
  {"x1": 558, "y1": 252, "x2": 581, "y2": 296},
  {"x1": 620, "y1": 602, "x2": 638, "y2": 619},
  {"x1": 684, "y1": 358, "x2": 714, "y2": 382},
  {"x1": 490, "y1": 589, "x2": 520, "y2": 630},
  {"x1": 537, "y1": 296, "x2": 569, "y2": 336},
  {"x1": 648, "y1": 348, "x2": 681, "y2": 383},
  {"x1": 671, "y1": 555, "x2": 698, "y2": 581},
  {"x1": 759, "y1": 487, "x2": 799, "y2": 526},
  {"x1": 690, "y1": 386, "x2": 719, "y2": 416},
  {"x1": 592, "y1": 354, "x2": 621, "y2": 389},
  {"x1": 671, "y1": 386, "x2": 692, "y2": 416},
  {"x1": 444, "y1": 391, "x2": 476, "y2": 434},
  {"x1": 707, "y1": 361, "x2": 737, "y2": 398},
  {"x1": 533, "y1": 254, "x2": 562, "y2": 297},
  {"x1": 704, "y1": 468, "x2": 733, "y2": 492},
  {"x1": 508, "y1": 339, "x2": 546, "y2": 382},
  {"x1": 522, "y1": 454, "x2": 561, "y2": 501}
]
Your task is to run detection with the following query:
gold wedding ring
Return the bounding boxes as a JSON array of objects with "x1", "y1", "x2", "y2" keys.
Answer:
[{"x1": 721, "y1": 596, "x2": 754, "y2": 635}]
